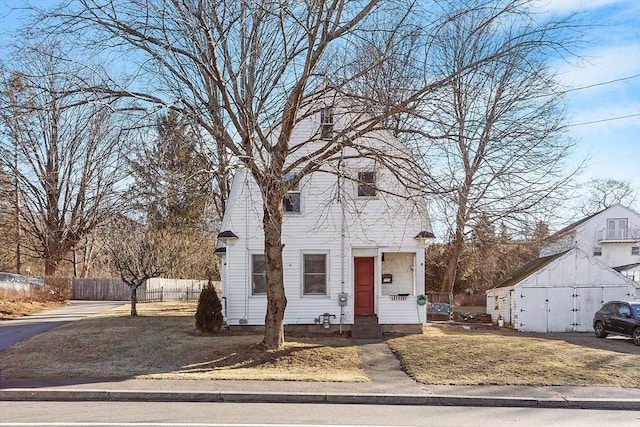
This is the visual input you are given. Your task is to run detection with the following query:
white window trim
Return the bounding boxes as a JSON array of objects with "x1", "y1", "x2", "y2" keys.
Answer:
[
  {"x1": 249, "y1": 251, "x2": 267, "y2": 296},
  {"x1": 300, "y1": 250, "x2": 330, "y2": 297},
  {"x1": 283, "y1": 172, "x2": 302, "y2": 214},
  {"x1": 357, "y1": 170, "x2": 377, "y2": 198},
  {"x1": 283, "y1": 191, "x2": 301, "y2": 214}
]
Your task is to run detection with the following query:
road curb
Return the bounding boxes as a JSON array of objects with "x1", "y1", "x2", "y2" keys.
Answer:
[{"x1": 0, "y1": 389, "x2": 639, "y2": 410}]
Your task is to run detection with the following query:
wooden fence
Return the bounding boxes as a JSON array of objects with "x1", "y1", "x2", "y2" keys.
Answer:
[
  {"x1": 140, "y1": 287, "x2": 203, "y2": 302},
  {"x1": 72, "y1": 277, "x2": 219, "y2": 302},
  {"x1": 72, "y1": 278, "x2": 130, "y2": 301}
]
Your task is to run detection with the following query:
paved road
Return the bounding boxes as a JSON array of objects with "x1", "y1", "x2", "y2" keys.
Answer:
[
  {"x1": 1, "y1": 401, "x2": 637, "y2": 426},
  {"x1": 0, "y1": 300, "x2": 125, "y2": 352}
]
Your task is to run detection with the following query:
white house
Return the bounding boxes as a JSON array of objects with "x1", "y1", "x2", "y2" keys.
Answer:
[
  {"x1": 539, "y1": 204, "x2": 640, "y2": 276},
  {"x1": 215, "y1": 103, "x2": 434, "y2": 338},
  {"x1": 486, "y1": 205, "x2": 640, "y2": 332}
]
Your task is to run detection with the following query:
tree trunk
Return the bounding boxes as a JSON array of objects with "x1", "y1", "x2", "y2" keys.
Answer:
[
  {"x1": 13, "y1": 151, "x2": 21, "y2": 274},
  {"x1": 440, "y1": 184, "x2": 471, "y2": 299},
  {"x1": 441, "y1": 233, "x2": 463, "y2": 313},
  {"x1": 44, "y1": 257, "x2": 59, "y2": 277},
  {"x1": 130, "y1": 287, "x2": 138, "y2": 317},
  {"x1": 262, "y1": 194, "x2": 287, "y2": 350}
]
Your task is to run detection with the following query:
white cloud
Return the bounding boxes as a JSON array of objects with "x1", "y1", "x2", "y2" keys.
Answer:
[
  {"x1": 555, "y1": 44, "x2": 640, "y2": 87},
  {"x1": 532, "y1": 0, "x2": 631, "y2": 14}
]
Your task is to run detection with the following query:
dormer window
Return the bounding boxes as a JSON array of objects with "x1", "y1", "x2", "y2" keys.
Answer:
[
  {"x1": 320, "y1": 107, "x2": 333, "y2": 140},
  {"x1": 283, "y1": 172, "x2": 301, "y2": 213},
  {"x1": 357, "y1": 171, "x2": 376, "y2": 197}
]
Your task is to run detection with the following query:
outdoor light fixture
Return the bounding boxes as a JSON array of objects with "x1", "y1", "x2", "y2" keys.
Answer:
[
  {"x1": 414, "y1": 230, "x2": 436, "y2": 247},
  {"x1": 217, "y1": 230, "x2": 238, "y2": 243}
]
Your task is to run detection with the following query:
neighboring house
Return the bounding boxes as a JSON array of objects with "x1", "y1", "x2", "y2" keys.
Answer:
[
  {"x1": 486, "y1": 205, "x2": 640, "y2": 332},
  {"x1": 215, "y1": 104, "x2": 434, "y2": 338},
  {"x1": 539, "y1": 204, "x2": 640, "y2": 276}
]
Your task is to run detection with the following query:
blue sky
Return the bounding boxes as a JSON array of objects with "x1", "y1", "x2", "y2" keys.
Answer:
[
  {"x1": 535, "y1": 0, "x2": 640, "y2": 191},
  {"x1": 1, "y1": 0, "x2": 638, "y2": 192}
]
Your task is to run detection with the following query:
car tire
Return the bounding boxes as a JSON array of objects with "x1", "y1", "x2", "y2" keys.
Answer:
[
  {"x1": 594, "y1": 321, "x2": 608, "y2": 339},
  {"x1": 633, "y1": 328, "x2": 640, "y2": 346}
]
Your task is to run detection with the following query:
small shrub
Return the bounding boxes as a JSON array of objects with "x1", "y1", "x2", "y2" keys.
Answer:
[
  {"x1": 195, "y1": 281, "x2": 223, "y2": 332},
  {"x1": 44, "y1": 277, "x2": 72, "y2": 302}
]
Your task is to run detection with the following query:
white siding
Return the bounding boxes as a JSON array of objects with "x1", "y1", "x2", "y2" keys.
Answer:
[
  {"x1": 486, "y1": 287, "x2": 513, "y2": 325},
  {"x1": 219, "y1": 125, "x2": 430, "y2": 326},
  {"x1": 505, "y1": 249, "x2": 639, "y2": 332},
  {"x1": 540, "y1": 205, "x2": 640, "y2": 268},
  {"x1": 381, "y1": 253, "x2": 415, "y2": 296},
  {"x1": 378, "y1": 297, "x2": 427, "y2": 324}
]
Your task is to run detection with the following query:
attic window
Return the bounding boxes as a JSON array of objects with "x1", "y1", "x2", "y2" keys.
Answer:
[
  {"x1": 593, "y1": 247, "x2": 602, "y2": 257},
  {"x1": 320, "y1": 107, "x2": 333, "y2": 140},
  {"x1": 283, "y1": 172, "x2": 300, "y2": 213},
  {"x1": 632, "y1": 246, "x2": 639, "y2": 256},
  {"x1": 357, "y1": 171, "x2": 376, "y2": 197}
]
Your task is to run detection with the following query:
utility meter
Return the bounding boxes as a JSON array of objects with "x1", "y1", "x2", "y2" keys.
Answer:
[{"x1": 338, "y1": 292, "x2": 348, "y2": 306}]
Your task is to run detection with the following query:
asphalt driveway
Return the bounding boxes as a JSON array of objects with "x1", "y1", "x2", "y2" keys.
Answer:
[
  {"x1": 533, "y1": 331, "x2": 640, "y2": 355},
  {"x1": 0, "y1": 300, "x2": 124, "y2": 352}
]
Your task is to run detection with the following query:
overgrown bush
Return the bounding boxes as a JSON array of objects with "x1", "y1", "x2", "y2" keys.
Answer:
[
  {"x1": 45, "y1": 277, "x2": 72, "y2": 301},
  {"x1": 195, "y1": 280, "x2": 223, "y2": 332}
]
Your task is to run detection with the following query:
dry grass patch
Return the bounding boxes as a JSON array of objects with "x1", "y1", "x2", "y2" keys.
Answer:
[
  {"x1": 0, "y1": 302, "x2": 367, "y2": 382},
  {"x1": 0, "y1": 290, "x2": 64, "y2": 320},
  {"x1": 387, "y1": 327, "x2": 640, "y2": 387}
]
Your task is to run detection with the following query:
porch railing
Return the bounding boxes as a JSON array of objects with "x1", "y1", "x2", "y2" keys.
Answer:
[{"x1": 596, "y1": 228, "x2": 640, "y2": 242}]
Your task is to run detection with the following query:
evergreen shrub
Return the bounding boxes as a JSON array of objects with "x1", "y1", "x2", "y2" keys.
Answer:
[{"x1": 195, "y1": 280, "x2": 223, "y2": 332}]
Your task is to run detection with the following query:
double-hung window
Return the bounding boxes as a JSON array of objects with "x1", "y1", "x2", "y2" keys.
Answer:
[
  {"x1": 357, "y1": 171, "x2": 376, "y2": 197},
  {"x1": 303, "y1": 253, "x2": 328, "y2": 295},
  {"x1": 283, "y1": 172, "x2": 300, "y2": 213},
  {"x1": 251, "y1": 254, "x2": 266, "y2": 295}
]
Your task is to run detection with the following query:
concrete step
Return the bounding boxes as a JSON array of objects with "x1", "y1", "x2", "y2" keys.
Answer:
[{"x1": 352, "y1": 315, "x2": 382, "y2": 339}]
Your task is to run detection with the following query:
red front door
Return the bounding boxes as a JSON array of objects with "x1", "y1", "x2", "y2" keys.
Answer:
[{"x1": 354, "y1": 257, "x2": 375, "y2": 315}]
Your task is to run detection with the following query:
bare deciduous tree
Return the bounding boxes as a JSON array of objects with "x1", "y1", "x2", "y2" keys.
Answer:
[
  {"x1": 0, "y1": 42, "x2": 130, "y2": 276},
  {"x1": 106, "y1": 219, "x2": 176, "y2": 316},
  {"x1": 38, "y1": 0, "x2": 582, "y2": 349},
  {"x1": 415, "y1": 1, "x2": 580, "y2": 297},
  {"x1": 578, "y1": 178, "x2": 638, "y2": 216},
  {"x1": 40, "y1": 0, "x2": 431, "y2": 349}
]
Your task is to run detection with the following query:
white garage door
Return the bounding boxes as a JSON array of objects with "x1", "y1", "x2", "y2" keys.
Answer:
[
  {"x1": 546, "y1": 287, "x2": 575, "y2": 332},
  {"x1": 518, "y1": 287, "x2": 573, "y2": 332},
  {"x1": 517, "y1": 287, "x2": 547, "y2": 332}
]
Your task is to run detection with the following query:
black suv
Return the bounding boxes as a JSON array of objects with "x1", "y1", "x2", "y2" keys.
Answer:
[{"x1": 593, "y1": 301, "x2": 640, "y2": 346}]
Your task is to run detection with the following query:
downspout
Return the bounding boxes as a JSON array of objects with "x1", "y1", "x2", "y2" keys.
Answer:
[
  {"x1": 244, "y1": 171, "x2": 249, "y2": 321},
  {"x1": 339, "y1": 147, "x2": 346, "y2": 334},
  {"x1": 221, "y1": 253, "x2": 227, "y2": 321}
]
